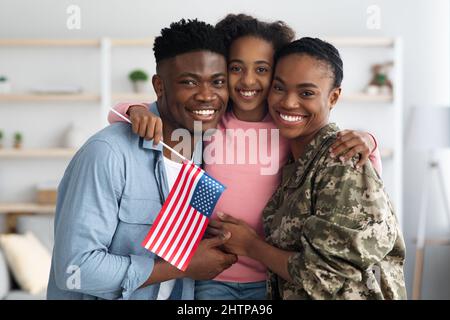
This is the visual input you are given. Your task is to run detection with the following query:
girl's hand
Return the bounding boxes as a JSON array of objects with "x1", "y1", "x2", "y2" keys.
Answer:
[
  {"x1": 210, "y1": 212, "x2": 259, "y2": 257},
  {"x1": 127, "y1": 105, "x2": 163, "y2": 145},
  {"x1": 329, "y1": 130, "x2": 376, "y2": 168}
]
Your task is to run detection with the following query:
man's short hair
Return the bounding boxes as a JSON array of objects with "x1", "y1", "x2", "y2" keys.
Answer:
[{"x1": 154, "y1": 19, "x2": 227, "y2": 66}]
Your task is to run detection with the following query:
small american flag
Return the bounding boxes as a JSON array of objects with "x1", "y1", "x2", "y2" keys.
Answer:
[{"x1": 141, "y1": 161, "x2": 226, "y2": 271}]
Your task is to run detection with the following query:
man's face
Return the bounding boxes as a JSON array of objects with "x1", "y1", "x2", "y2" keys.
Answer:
[{"x1": 155, "y1": 51, "x2": 228, "y2": 133}]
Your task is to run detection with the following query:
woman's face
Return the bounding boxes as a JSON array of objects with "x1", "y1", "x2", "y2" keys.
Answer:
[
  {"x1": 227, "y1": 36, "x2": 274, "y2": 115},
  {"x1": 268, "y1": 54, "x2": 340, "y2": 140}
]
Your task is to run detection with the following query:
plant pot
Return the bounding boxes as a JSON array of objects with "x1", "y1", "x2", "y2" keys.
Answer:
[
  {"x1": 65, "y1": 123, "x2": 86, "y2": 149},
  {"x1": 132, "y1": 81, "x2": 146, "y2": 93},
  {"x1": 0, "y1": 81, "x2": 11, "y2": 94},
  {"x1": 379, "y1": 85, "x2": 392, "y2": 95},
  {"x1": 365, "y1": 84, "x2": 380, "y2": 95},
  {"x1": 14, "y1": 142, "x2": 22, "y2": 149}
]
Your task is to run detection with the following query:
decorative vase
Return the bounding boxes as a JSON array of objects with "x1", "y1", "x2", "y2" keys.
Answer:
[{"x1": 65, "y1": 123, "x2": 86, "y2": 149}]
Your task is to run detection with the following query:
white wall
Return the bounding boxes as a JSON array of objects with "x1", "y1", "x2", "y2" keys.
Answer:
[{"x1": 0, "y1": 0, "x2": 449, "y2": 298}]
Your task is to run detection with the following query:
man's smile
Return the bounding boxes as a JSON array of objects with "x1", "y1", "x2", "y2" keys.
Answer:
[{"x1": 186, "y1": 106, "x2": 221, "y2": 121}]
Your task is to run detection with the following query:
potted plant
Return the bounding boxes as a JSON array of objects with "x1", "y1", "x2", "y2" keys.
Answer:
[
  {"x1": 0, "y1": 129, "x2": 3, "y2": 149},
  {"x1": 128, "y1": 69, "x2": 148, "y2": 93},
  {"x1": 0, "y1": 76, "x2": 11, "y2": 94},
  {"x1": 14, "y1": 132, "x2": 23, "y2": 149}
]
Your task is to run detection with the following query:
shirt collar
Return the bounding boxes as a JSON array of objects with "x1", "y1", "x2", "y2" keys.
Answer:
[{"x1": 141, "y1": 101, "x2": 203, "y2": 165}]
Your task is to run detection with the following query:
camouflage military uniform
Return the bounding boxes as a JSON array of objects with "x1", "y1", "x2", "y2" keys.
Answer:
[{"x1": 263, "y1": 123, "x2": 406, "y2": 300}]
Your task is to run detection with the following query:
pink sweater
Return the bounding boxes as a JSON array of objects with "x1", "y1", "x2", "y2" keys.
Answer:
[{"x1": 109, "y1": 102, "x2": 382, "y2": 283}]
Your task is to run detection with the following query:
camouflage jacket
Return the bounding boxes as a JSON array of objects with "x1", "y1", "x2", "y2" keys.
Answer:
[{"x1": 263, "y1": 123, "x2": 406, "y2": 300}]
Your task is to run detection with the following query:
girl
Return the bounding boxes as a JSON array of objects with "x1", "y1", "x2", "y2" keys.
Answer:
[
  {"x1": 212, "y1": 37, "x2": 406, "y2": 300},
  {"x1": 108, "y1": 14, "x2": 382, "y2": 300}
]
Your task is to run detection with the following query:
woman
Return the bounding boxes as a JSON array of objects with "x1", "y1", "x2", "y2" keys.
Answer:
[{"x1": 212, "y1": 37, "x2": 407, "y2": 300}]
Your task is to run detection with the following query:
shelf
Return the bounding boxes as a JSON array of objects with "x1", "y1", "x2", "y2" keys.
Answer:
[
  {"x1": 0, "y1": 93, "x2": 156, "y2": 103},
  {"x1": 0, "y1": 148, "x2": 77, "y2": 158},
  {"x1": 0, "y1": 39, "x2": 100, "y2": 47},
  {"x1": 112, "y1": 92, "x2": 156, "y2": 102},
  {"x1": 325, "y1": 37, "x2": 395, "y2": 48},
  {"x1": 0, "y1": 203, "x2": 55, "y2": 214},
  {"x1": 340, "y1": 93, "x2": 393, "y2": 103},
  {"x1": 0, "y1": 38, "x2": 154, "y2": 47},
  {"x1": 414, "y1": 238, "x2": 450, "y2": 246},
  {"x1": 380, "y1": 148, "x2": 394, "y2": 159},
  {"x1": 110, "y1": 38, "x2": 154, "y2": 47},
  {"x1": 0, "y1": 93, "x2": 100, "y2": 102}
]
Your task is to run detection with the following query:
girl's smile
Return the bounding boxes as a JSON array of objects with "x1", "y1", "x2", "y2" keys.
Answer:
[{"x1": 235, "y1": 87, "x2": 263, "y2": 100}]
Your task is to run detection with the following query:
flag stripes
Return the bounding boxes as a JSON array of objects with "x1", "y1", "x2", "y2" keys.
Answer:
[{"x1": 141, "y1": 161, "x2": 211, "y2": 271}]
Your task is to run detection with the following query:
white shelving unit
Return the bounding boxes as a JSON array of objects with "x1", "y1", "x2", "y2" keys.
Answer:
[
  {"x1": 0, "y1": 37, "x2": 403, "y2": 228},
  {"x1": 327, "y1": 37, "x2": 403, "y2": 226},
  {"x1": 0, "y1": 38, "x2": 156, "y2": 220}
]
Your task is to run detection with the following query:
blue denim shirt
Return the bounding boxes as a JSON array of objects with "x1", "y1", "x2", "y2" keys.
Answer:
[{"x1": 47, "y1": 102, "x2": 201, "y2": 300}]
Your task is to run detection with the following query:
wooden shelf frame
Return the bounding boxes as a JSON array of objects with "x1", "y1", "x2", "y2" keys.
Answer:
[
  {"x1": 325, "y1": 37, "x2": 395, "y2": 47},
  {"x1": 0, "y1": 93, "x2": 100, "y2": 102},
  {"x1": 0, "y1": 38, "x2": 154, "y2": 47},
  {"x1": 0, "y1": 92, "x2": 157, "y2": 103},
  {"x1": 0, "y1": 148, "x2": 77, "y2": 158},
  {"x1": 0, "y1": 202, "x2": 55, "y2": 214},
  {"x1": 340, "y1": 93, "x2": 393, "y2": 103}
]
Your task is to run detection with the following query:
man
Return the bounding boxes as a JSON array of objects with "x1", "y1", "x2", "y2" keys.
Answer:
[{"x1": 47, "y1": 19, "x2": 236, "y2": 300}]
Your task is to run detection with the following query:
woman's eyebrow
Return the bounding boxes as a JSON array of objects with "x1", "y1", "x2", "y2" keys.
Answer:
[{"x1": 297, "y1": 83, "x2": 319, "y2": 89}]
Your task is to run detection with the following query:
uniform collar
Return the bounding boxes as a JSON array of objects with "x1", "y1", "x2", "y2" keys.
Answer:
[{"x1": 283, "y1": 123, "x2": 340, "y2": 188}]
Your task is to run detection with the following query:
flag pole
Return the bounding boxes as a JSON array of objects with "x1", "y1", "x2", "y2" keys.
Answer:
[{"x1": 109, "y1": 108, "x2": 190, "y2": 163}]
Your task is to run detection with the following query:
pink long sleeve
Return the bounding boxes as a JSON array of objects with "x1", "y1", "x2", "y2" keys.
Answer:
[
  {"x1": 368, "y1": 133, "x2": 382, "y2": 176},
  {"x1": 107, "y1": 102, "x2": 147, "y2": 124}
]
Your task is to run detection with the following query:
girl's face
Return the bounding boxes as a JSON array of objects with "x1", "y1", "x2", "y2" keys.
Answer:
[
  {"x1": 268, "y1": 54, "x2": 341, "y2": 140},
  {"x1": 227, "y1": 36, "x2": 274, "y2": 119}
]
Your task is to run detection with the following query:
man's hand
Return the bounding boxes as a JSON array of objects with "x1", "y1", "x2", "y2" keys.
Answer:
[
  {"x1": 184, "y1": 233, "x2": 237, "y2": 280},
  {"x1": 127, "y1": 104, "x2": 163, "y2": 145},
  {"x1": 212, "y1": 212, "x2": 260, "y2": 257},
  {"x1": 329, "y1": 130, "x2": 376, "y2": 168}
]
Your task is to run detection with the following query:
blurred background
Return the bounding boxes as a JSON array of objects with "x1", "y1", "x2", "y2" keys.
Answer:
[{"x1": 0, "y1": 0, "x2": 449, "y2": 300}]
